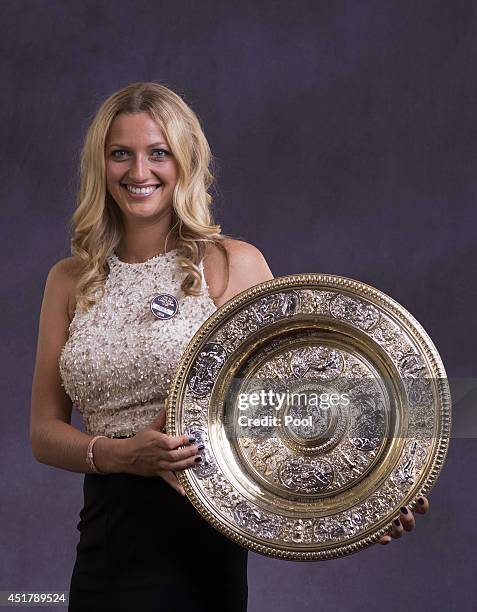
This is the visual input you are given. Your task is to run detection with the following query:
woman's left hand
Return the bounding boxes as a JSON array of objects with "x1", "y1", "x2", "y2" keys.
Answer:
[{"x1": 378, "y1": 496, "x2": 429, "y2": 545}]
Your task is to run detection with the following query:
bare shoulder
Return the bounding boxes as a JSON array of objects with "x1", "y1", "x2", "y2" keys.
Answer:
[
  {"x1": 46, "y1": 255, "x2": 84, "y2": 322},
  {"x1": 203, "y1": 238, "x2": 274, "y2": 308},
  {"x1": 49, "y1": 255, "x2": 83, "y2": 278}
]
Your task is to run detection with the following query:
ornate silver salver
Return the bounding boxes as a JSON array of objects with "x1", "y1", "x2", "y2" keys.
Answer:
[{"x1": 166, "y1": 274, "x2": 451, "y2": 560}]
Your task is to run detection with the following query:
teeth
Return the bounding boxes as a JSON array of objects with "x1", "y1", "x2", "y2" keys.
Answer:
[{"x1": 125, "y1": 184, "x2": 161, "y2": 194}]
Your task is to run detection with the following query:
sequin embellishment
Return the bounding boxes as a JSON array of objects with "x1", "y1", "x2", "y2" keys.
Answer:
[{"x1": 58, "y1": 250, "x2": 217, "y2": 437}]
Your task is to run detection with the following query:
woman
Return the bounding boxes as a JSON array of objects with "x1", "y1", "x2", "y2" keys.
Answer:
[{"x1": 30, "y1": 82, "x2": 428, "y2": 612}]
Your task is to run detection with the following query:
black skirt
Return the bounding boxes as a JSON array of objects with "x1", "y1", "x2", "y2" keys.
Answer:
[{"x1": 68, "y1": 466, "x2": 248, "y2": 612}]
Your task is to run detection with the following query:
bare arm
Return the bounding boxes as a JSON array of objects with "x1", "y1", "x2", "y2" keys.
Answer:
[{"x1": 29, "y1": 259, "x2": 128, "y2": 474}]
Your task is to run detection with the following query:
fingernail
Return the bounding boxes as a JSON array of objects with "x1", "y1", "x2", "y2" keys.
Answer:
[
  {"x1": 194, "y1": 456, "x2": 202, "y2": 463},
  {"x1": 394, "y1": 518, "x2": 400, "y2": 527},
  {"x1": 418, "y1": 497, "x2": 425, "y2": 505},
  {"x1": 197, "y1": 444, "x2": 205, "y2": 450},
  {"x1": 400, "y1": 506, "x2": 408, "y2": 514},
  {"x1": 188, "y1": 437, "x2": 196, "y2": 443}
]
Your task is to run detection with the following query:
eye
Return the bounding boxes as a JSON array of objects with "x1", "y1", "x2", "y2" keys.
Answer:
[
  {"x1": 111, "y1": 149, "x2": 129, "y2": 159},
  {"x1": 151, "y1": 149, "x2": 169, "y2": 159}
]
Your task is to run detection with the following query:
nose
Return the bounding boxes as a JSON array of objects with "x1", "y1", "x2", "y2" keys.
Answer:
[{"x1": 128, "y1": 154, "x2": 152, "y2": 182}]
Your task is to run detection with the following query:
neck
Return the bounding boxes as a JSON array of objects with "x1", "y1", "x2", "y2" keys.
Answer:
[{"x1": 116, "y1": 214, "x2": 177, "y2": 264}]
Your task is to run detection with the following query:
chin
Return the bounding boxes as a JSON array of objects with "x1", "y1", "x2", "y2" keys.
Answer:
[{"x1": 122, "y1": 200, "x2": 171, "y2": 219}]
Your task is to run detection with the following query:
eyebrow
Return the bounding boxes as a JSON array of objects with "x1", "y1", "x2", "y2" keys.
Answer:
[{"x1": 108, "y1": 142, "x2": 169, "y2": 149}]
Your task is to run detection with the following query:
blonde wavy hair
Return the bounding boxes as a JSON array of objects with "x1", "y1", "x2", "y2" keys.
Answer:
[{"x1": 69, "y1": 81, "x2": 230, "y2": 312}]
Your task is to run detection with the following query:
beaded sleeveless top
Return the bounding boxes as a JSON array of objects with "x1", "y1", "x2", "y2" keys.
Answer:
[{"x1": 58, "y1": 249, "x2": 217, "y2": 437}]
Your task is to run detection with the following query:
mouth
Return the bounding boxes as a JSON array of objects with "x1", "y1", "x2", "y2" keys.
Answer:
[{"x1": 121, "y1": 183, "x2": 163, "y2": 198}]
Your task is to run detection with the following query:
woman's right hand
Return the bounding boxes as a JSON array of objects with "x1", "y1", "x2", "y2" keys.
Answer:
[{"x1": 118, "y1": 409, "x2": 202, "y2": 495}]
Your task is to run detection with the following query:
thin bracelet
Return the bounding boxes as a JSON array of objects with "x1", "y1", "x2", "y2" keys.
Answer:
[{"x1": 86, "y1": 435, "x2": 108, "y2": 475}]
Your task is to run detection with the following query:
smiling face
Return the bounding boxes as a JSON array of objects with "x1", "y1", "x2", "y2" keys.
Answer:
[{"x1": 105, "y1": 112, "x2": 179, "y2": 222}]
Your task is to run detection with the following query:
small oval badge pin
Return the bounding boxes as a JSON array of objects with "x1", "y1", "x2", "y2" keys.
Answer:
[{"x1": 150, "y1": 293, "x2": 179, "y2": 320}]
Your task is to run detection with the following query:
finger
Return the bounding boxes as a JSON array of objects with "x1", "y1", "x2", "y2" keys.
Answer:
[
  {"x1": 414, "y1": 496, "x2": 429, "y2": 514},
  {"x1": 399, "y1": 506, "x2": 416, "y2": 532},
  {"x1": 159, "y1": 470, "x2": 186, "y2": 496},
  {"x1": 157, "y1": 431, "x2": 197, "y2": 451},
  {"x1": 379, "y1": 534, "x2": 392, "y2": 545},
  {"x1": 159, "y1": 454, "x2": 203, "y2": 472},
  {"x1": 391, "y1": 517, "x2": 404, "y2": 539},
  {"x1": 160, "y1": 444, "x2": 202, "y2": 463}
]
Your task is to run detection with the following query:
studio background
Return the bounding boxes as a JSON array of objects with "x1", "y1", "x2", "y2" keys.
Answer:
[{"x1": 1, "y1": 1, "x2": 476, "y2": 610}]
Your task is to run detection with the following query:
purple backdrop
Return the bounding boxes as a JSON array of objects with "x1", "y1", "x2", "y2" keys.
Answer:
[{"x1": 1, "y1": 0, "x2": 476, "y2": 610}]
